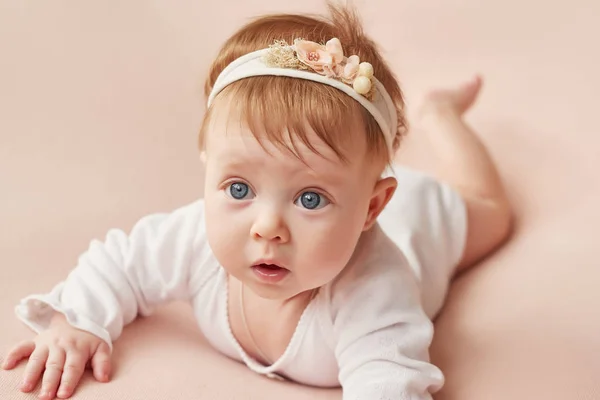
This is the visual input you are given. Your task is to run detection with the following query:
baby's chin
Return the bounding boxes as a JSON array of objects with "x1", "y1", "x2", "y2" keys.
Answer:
[
  {"x1": 246, "y1": 280, "x2": 307, "y2": 300},
  {"x1": 243, "y1": 276, "x2": 321, "y2": 302}
]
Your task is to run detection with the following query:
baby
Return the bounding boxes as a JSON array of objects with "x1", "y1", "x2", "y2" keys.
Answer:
[{"x1": 1, "y1": 5, "x2": 512, "y2": 400}]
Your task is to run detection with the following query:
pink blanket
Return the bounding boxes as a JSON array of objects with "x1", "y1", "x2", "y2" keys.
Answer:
[{"x1": 1, "y1": 0, "x2": 598, "y2": 398}]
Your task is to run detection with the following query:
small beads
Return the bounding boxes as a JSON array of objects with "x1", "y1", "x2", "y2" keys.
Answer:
[
  {"x1": 353, "y1": 76, "x2": 372, "y2": 95},
  {"x1": 358, "y1": 62, "x2": 374, "y2": 78},
  {"x1": 307, "y1": 52, "x2": 319, "y2": 62}
]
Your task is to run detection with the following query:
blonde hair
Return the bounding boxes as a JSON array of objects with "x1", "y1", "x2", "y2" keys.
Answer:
[{"x1": 200, "y1": 4, "x2": 405, "y2": 164}]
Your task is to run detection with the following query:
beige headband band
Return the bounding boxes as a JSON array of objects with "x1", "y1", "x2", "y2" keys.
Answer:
[{"x1": 207, "y1": 38, "x2": 398, "y2": 155}]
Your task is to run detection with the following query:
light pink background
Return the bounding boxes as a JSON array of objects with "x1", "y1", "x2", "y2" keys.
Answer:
[{"x1": 1, "y1": 0, "x2": 599, "y2": 399}]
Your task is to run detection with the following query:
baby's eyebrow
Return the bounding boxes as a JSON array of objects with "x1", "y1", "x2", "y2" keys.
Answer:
[
  {"x1": 215, "y1": 152, "x2": 349, "y2": 186},
  {"x1": 220, "y1": 159, "x2": 251, "y2": 169},
  {"x1": 215, "y1": 153, "x2": 263, "y2": 168},
  {"x1": 300, "y1": 167, "x2": 350, "y2": 188}
]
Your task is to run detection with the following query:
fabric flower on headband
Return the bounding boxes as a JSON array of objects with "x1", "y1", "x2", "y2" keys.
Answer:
[{"x1": 263, "y1": 38, "x2": 376, "y2": 99}]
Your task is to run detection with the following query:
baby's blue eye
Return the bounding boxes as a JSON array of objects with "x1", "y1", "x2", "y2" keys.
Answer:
[
  {"x1": 295, "y1": 191, "x2": 329, "y2": 210},
  {"x1": 227, "y1": 182, "x2": 254, "y2": 200}
]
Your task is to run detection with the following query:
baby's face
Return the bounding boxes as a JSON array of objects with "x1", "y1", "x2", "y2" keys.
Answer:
[{"x1": 202, "y1": 102, "x2": 384, "y2": 300}]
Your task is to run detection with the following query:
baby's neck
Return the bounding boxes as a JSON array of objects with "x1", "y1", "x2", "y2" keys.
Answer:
[{"x1": 227, "y1": 275, "x2": 317, "y2": 364}]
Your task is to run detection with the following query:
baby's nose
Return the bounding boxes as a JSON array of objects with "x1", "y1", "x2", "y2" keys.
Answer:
[{"x1": 250, "y1": 211, "x2": 290, "y2": 243}]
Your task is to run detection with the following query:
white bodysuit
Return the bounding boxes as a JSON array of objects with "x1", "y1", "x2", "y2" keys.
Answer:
[{"x1": 15, "y1": 167, "x2": 466, "y2": 400}]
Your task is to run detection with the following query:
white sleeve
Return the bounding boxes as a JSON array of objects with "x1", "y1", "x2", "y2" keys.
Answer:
[
  {"x1": 377, "y1": 166, "x2": 467, "y2": 316},
  {"x1": 15, "y1": 200, "x2": 209, "y2": 351},
  {"x1": 331, "y1": 228, "x2": 444, "y2": 400}
]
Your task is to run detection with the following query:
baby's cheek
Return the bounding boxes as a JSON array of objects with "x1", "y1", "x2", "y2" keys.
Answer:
[
  {"x1": 301, "y1": 245, "x2": 352, "y2": 289},
  {"x1": 207, "y1": 228, "x2": 242, "y2": 272},
  {"x1": 205, "y1": 206, "x2": 240, "y2": 262},
  {"x1": 309, "y1": 227, "x2": 360, "y2": 272}
]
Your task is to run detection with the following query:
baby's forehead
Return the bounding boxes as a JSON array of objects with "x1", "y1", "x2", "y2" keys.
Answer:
[
  {"x1": 207, "y1": 97, "x2": 367, "y2": 164},
  {"x1": 209, "y1": 124, "x2": 348, "y2": 170}
]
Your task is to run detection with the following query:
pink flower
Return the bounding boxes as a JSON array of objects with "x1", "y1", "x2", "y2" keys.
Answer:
[
  {"x1": 293, "y1": 37, "x2": 370, "y2": 95},
  {"x1": 342, "y1": 55, "x2": 360, "y2": 83},
  {"x1": 295, "y1": 38, "x2": 345, "y2": 78}
]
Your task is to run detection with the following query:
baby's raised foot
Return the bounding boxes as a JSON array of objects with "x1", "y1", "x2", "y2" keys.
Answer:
[{"x1": 416, "y1": 75, "x2": 483, "y2": 122}]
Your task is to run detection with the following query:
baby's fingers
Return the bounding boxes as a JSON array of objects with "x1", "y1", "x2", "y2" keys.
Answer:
[
  {"x1": 39, "y1": 348, "x2": 66, "y2": 400},
  {"x1": 2, "y1": 341, "x2": 35, "y2": 370},
  {"x1": 56, "y1": 349, "x2": 88, "y2": 399},
  {"x1": 21, "y1": 345, "x2": 49, "y2": 392},
  {"x1": 90, "y1": 342, "x2": 111, "y2": 382}
]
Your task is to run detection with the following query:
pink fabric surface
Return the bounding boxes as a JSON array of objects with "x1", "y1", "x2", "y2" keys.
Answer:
[{"x1": 1, "y1": 0, "x2": 599, "y2": 399}]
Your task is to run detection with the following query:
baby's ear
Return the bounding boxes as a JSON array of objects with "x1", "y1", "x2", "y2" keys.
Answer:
[{"x1": 363, "y1": 176, "x2": 397, "y2": 231}]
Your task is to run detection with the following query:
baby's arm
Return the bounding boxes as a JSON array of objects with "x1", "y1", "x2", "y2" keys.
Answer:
[
  {"x1": 15, "y1": 200, "x2": 206, "y2": 346},
  {"x1": 415, "y1": 76, "x2": 513, "y2": 270},
  {"x1": 3, "y1": 200, "x2": 207, "y2": 398}
]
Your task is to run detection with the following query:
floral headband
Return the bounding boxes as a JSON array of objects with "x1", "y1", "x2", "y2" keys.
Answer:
[{"x1": 207, "y1": 38, "x2": 398, "y2": 155}]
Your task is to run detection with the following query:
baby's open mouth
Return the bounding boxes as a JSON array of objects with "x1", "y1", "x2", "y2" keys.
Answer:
[
  {"x1": 251, "y1": 263, "x2": 290, "y2": 282},
  {"x1": 255, "y1": 263, "x2": 286, "y2": 270}
]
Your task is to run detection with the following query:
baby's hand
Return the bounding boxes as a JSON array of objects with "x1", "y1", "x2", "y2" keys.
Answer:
[{"x1": 2, "y1": 312, "x2": 111, "y2": 399}]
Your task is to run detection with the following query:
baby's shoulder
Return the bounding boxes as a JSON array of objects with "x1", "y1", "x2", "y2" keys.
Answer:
[{"x1": 325, "y1": 225, "x2": 423, "y2": 315}]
